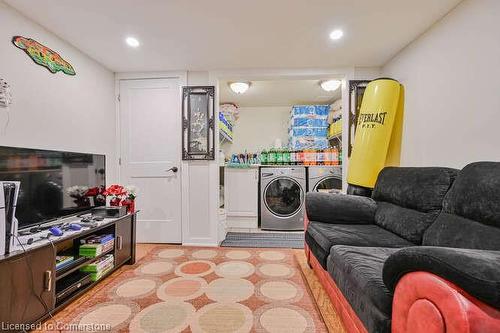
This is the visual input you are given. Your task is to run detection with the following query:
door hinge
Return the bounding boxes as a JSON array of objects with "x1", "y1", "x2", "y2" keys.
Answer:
[
  {"x1": 117, "y1": 94, "x2": 121, "y2": 102},
  {"x1": 119, "y1": 157, "x2": 122, "y2": 165}
]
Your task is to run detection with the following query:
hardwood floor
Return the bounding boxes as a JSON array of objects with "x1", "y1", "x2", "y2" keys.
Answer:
[
  {"x1": 135, "y1": 243, "x2": 158, "y2": 261},
  {"x1": 294, "y1": 249, "x2": 346, "y2": 333}
]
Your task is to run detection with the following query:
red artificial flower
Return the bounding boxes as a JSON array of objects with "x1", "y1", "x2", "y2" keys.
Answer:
[
  {"x1": 103, "y1": 184, "x2": 127, "y2": 197},
  {"x1": 85, "y1": 187, "x2": 99, "y2": 197}
]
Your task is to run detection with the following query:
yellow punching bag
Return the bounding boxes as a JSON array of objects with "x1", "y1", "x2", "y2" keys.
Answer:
[{"x1": 347, "y1": 78, "x2": 404, "y2": 190}]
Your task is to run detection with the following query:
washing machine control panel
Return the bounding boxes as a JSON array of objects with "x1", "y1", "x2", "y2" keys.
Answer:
[{"x1": 261, "y1": 167, "x2": 305, "y2": 178}]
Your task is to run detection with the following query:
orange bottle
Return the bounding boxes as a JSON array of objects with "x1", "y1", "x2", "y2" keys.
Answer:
[
  {"x1": 303, "y1": 149, "x2": 309, "y2": 166},
  {"x1": 324, "y1": 148, "x2": 331, "y2": 166},
  {"x1": 297, "y1": 150, "x2": 304, "y2": 165},
  {"x1": 332, "y1": 147, "x2": 339, "y2": 165},
  {"x1": 310, "y1": 149, "x2": 317, "y2": 166}
]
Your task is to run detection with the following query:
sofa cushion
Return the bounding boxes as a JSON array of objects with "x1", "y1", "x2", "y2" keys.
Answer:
[
  {"x1": 371, "y1": 167, "x2": 458, "y2": 244},
  {"x1": 327, "y1": 246, "x2": 399, "y2": 333},
  {"x1": 305, "y1": 221, "x2": 413, "y2": 269},
  {"x1": 372, "y1": 167, "x2": 458, "y2": 212},
  {"x1": 382, "y1": 246, "x2": 500, "y2": 309},
  {"x1": 305, "y1": 192, "x2": 377, "y2": 225},
  {"x1": 423, "y1": 162, "x2": 500, "y2": 250},
  {"x1": 442, "y1": 162, "x2": 500, "y2": 227},
  {"x1": 423, "y1": 212, "x2": 500, "y2": 250},
  {"x1": 375, "y1": 202, "x2": 439, "y2": 244}
]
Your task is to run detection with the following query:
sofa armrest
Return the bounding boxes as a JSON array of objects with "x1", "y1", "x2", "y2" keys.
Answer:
[
  {"x1": 391, "y1": 272, "x2": 500, "y2": 333},
  {"x1": 305, "y1": 192, "x2": 376, "y2": 225},
  {"x1": 383, "y1": 246, "x2": 500, "y2": 309}
]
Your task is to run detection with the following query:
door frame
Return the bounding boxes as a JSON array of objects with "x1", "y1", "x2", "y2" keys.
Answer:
[
  {"x1": 115, "y1": 71, "x2": 187, "y2": 242},
  {"x1": 209, "y1": 67, "x2": 354, "y2": 242}
]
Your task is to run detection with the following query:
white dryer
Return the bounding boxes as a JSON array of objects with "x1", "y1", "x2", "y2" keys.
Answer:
[
  {"x1": 260, "y1": 167, "x2": 306, "y2": 231},
  {"x1": 308, "y1": 166, "x2": 342, "y2": 193}
]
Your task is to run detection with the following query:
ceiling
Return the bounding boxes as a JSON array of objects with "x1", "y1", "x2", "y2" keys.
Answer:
[
  {"x1": 220, "y1": 79, "x2": 341, "y2": 107},
  {"x1": 4, "y1": 0, "x2": 461, "y2": 72}
]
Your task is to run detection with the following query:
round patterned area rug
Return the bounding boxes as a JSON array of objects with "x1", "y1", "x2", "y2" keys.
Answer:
[{"x1": 47, "y1": 246, "x2": 328, "y2": 332}]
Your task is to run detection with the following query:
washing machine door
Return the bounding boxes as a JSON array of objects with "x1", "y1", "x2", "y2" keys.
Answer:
[
  {"x1": 264, "y1": 177, "x2": 304, "y2": 217},
  {"x1": 314, "y1": 176, "x2": 342, "y2": 192}
]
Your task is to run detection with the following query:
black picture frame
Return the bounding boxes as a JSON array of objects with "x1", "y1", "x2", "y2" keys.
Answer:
[
  {"x1": 182, "y1": 86, "x2": 215, "y2": 160},
  {"x1": 348, "y1": 80, "x2": 371, "y2": 157}
]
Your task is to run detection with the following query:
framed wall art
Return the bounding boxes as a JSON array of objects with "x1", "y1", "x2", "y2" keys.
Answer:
[
  {"x1": 348, "y1": 80, "x2": 371, "y2": 157},
  {"x1": 182, "y1": 86, "x2": 215, "y2": 160}
]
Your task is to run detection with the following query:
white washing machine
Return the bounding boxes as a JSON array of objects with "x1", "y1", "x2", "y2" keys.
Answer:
[
  {"x1": 308, "y1": 166, "x2": 342, "y2": 193},
  {"x1": 260, "y1": 167, "x2": 306, "y2": 231}
]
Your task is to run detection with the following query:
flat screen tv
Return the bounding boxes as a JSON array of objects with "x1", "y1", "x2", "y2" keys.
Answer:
[{"x1": 0, "y1": 146, "x2": 106, "y2": 230}]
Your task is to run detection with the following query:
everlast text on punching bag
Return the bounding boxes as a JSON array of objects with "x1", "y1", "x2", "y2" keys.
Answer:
[{"x1": 347, "y1": 78, "x2": 404, "y2": 192}]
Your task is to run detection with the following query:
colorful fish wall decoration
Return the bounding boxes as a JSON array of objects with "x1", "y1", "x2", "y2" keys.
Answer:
[{"x1": 12, "y1": 36, "x2": 76, "y2": 76}]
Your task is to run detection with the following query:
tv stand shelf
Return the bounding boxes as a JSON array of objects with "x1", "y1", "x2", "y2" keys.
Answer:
[
  {"x1": 0, "y1": 213, "x2": 137, "y2": 332},
  {"x1": 56, "y1": 247, "x2": 115, "y2": 281}
]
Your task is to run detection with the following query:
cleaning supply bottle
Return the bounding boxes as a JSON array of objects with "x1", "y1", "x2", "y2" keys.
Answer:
[
  {"x1": 317, "y1": 149, "x2": 324, "y2": 166},
  {"x1": 312, "y1": 149, "x2": 318, "y2": 166},
  {"x1": 268, "y1": 148, "x2": 276, "y2": 165},
  {"x1": 326, "y1": 148, "x2": 333, "y2": 166},
  {"x1": 261, "y1": 149, "x2": 268, "y2": 165},
  {"x1": 276, "y1": 148, "x2": 283, "y2": 165},
  {"x1": 298, "y1": 150, "x2": 305, "y2": 165},
  {"x1": 283, "y1": 148, "x2": 290, "y2": 165},
  {"x1": 303, "y1": 149, "x2": 310, "y2": 166}
]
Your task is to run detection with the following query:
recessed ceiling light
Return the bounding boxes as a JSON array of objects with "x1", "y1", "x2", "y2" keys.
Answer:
[
  {"x1": 229, "y1": 82, "x2": 250, "y2": 94},
  {"x1": 329, "y1": 29, "x2": 344, "y2": 41},
  {"x1": 125, "y1": 37, "x2": 140, "y2": 48},
  {"x1": 320, "y1": 80, "x2": 341, "y2": 92}
]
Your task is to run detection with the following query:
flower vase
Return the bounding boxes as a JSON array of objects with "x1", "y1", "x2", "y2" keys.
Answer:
[
  {"x1": 110, "y1": 198, "x2": 121, "y2": 207},
  {"x1": 73, "y1": 197, "x2": 90, "y2": 207},
  {"x1": 122, "y1": 199, "x2": 135, "y2": 213}
]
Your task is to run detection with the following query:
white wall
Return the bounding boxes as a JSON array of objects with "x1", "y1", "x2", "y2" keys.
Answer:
[
  {"x1": 383, "y1": 0, "x2": 500, "y2": 168},
  {"x1": 0, "y1": 2, "x2": 117, "y2": 181},
  {"x1": 222, "y1": 106, "x2": 290, "y2": 157},
  {"x1": 179, "y1": 70, "x2": 219, "y2": 245}
]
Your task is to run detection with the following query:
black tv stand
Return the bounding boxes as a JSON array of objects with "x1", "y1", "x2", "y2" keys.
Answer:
[{"x1": 0, "y1": 213, "x2": 137, "y2": 332}]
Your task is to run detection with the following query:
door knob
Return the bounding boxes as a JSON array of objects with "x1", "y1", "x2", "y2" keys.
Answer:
[{"x1": 166, "y1": 166, "x2": 178, "y2": 173}]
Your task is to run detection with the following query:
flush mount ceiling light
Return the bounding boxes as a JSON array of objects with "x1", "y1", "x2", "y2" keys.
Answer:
[
  {"x1": 329, "y1": 29, "x2": 344, "y2": 41},
  {"x1": 125, "y1": 37, "x2": 140, "y2": 48},
  {"x1": 320, "y1": 80, "x2": 341, "y2": 92},
  {"x1": 229, "y1": 82, "x2": 250, "y2": 94}
]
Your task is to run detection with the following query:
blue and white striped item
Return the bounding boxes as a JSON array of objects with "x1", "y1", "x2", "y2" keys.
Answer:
[
  {"x1": 291, "y1": 105, "x2": 330, "y2": 117},
  {"x1": 289, "y1": 105, "x2": 331, "y2": 150},
  {"x1": 289, "y1": 127, "x2": 328, "y2": 137},
  {"x1": 290, "y1": 118, "x2": 327, "y2": 127},
  {"x1": 290, "y1": 137, "x2": 329, "y2": 150}
]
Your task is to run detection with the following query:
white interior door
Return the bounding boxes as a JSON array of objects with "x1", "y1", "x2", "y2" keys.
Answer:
[{"x1": 119, "y1": 78, "x2": 182, "y2": 243}]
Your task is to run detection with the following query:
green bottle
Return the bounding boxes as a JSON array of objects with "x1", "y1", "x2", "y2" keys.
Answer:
[
  {"x1": 276, "y1": 148, "x2": 283, "y2": 165},
  {"x1": 283, "y1": 148, "x2": 290, "y2": 165},
  {"x1": 268, "y1": 148, "x2": 276, "y2": 165},
  {"x1": 260, "y1": 149, "x2": 268, "y2": 165}
]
